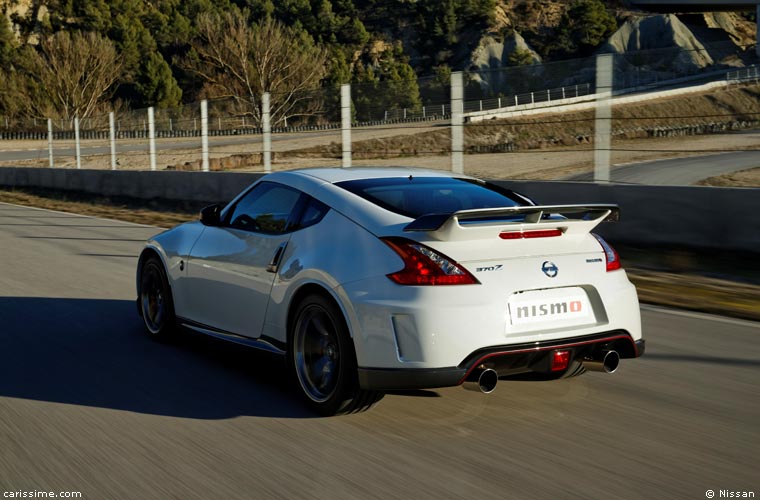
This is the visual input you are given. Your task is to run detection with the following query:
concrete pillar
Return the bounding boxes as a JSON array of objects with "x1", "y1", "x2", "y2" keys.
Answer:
[
  {"x1": 109, "y1": 112, "x2": 117, "y2": 170},
  {"x1": 148, "y1": 107, "x2": 156, "y2": 171},
  {"x1": 594, "y1": 54, "x2": 613, "y2": 183},
  {"x1": 341, "y1": 84, "x2": 351, "y2": 168},
  {"x1": 47, "y1": 119, "x2": 54, "y2": 168},
  {"x1": 451, "y1": 71, "x2": 464, "y2": 174},
  {"x1": 74, "y1": 117, "x2": 81, "y2": 170},
  {"x1": 262, "y1": 92, "x2": 271, "y2": 173},
  {"x1": 200, "y1": 100, "x2": 209, "y2": 172},
  {"x1": 756, "y1": 5, "x2": 760, "y2": 57}
]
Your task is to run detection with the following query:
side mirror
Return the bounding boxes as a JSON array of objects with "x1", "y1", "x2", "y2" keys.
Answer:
[{"x1": 200, "y1": 204, "x2": 222, "y2": 226}]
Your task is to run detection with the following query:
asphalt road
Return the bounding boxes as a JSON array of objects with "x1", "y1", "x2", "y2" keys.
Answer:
[
  {"x1": 570, "y1": 150, "x2": 760, "y2": 185},
  {"x1": 0, "y1": 203, "x2": 758, "y2": 500}
]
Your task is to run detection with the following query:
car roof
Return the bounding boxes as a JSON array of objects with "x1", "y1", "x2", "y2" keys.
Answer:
[
  {"x1": 255, "y1": 167, "x2": 481, "y2": 236},
  {"x1": 287, "y1": 167, "x2": 471, "y2": 184}
]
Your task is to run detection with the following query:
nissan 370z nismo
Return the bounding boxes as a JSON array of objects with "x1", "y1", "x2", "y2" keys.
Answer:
[{"x1": 137, "y1": 168, "x2": 644, "y2": 415}]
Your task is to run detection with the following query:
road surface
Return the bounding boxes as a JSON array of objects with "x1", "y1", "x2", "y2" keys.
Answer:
[
  {"x1": 570, "y1": 150, "x2": 760, "y2": 184},
  {"x1": 0, "y1": 203, "x2": 757, "y2": 499}
]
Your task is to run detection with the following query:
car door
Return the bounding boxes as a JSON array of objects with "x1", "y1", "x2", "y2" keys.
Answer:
[{"x1": 181, "y1": 182, "x2": 303, "y2": 338}]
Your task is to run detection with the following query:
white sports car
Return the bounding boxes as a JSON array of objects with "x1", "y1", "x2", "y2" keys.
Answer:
[{"x1": 137, "y1": 168, "x2": 644, "y2": 415}]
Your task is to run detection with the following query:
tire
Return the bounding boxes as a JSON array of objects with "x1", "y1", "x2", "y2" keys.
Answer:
[
  {"x1": 139, "y1": 255, "x2": 176, "y2": 340},
  {"x1": 289, "y1": 294, "x2": 383, "y2": 416}
]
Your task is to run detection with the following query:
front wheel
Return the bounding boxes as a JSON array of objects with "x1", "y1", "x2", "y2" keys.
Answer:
[
  {"x1": 289, "y1": 294, "x2": 382, "y2": 416},
  {"x1": 139, "y1": 255, "x2": 176, "y2": 340}
]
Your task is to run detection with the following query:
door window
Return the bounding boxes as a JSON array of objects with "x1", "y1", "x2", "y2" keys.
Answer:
[{"x1": 225, "y1": 182, "x2": 303, "y2": 234}]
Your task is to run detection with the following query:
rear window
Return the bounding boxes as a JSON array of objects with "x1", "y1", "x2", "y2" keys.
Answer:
[{"x1": 335, "y1": 177, "x2": 528, "y2": 218}]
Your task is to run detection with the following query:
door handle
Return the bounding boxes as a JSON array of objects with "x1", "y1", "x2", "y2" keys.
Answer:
[{"x1": 266, "y1": 242, "x2": 288, "y2": 273}]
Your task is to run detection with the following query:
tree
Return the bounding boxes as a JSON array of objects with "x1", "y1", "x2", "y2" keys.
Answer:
[
  {"x1": 0, "y1": 15, "x2": 15, "y2": 68},
  {"x1": 135, "y1": 52, "x2": 183, "y2": 108},
  {"x1": 181, "y1": 8, "x2": 328, "y2": 125},
  {"x1": 507, "y1": 48, "x2": 535, "y2": 67},
  {"x1": 19, "y1": 31, "x2": 122, "y2": 120},
  {"x1": 551, "y1": 0, "x2": 617, "y2": 57}
]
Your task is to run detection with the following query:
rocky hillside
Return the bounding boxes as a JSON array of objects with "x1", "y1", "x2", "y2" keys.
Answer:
[{"x1": 0, "y1": 0, "x2": 757, "y2": 115}]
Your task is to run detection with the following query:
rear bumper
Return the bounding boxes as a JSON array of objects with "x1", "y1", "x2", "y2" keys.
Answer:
[{"x1": 359, "y1": 330, "x2": 644, "y2": 391}]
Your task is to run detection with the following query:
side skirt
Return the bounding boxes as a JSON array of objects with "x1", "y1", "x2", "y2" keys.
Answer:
[{"x1": 177, "y1": 316, "x2": 286, "y2": 355}]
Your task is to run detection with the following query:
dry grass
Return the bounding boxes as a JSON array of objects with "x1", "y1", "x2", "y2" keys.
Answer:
[
  {"x1": 289, "y1": 83, "x2": 760, "y2": 161},
  {"x1": 628, "y1": 270, "x2": 760, "y2": 322},
  {"x1": 697, "y1": 166, "x2": 760, "y2": 187},
  {"x1": 0, "y1": 188, "x2": 200, "y2": 228},
  {"x1": 1, "y1": 187, "x2": 758, "y2": 322}
]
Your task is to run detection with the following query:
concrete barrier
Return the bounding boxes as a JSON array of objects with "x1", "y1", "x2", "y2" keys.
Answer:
[
  {"x1": 0, "y1": 167, "x2": 757, "y2": 253},
  {"x1": 495, "y1": 180, "x2": 760, "y2": 253}
]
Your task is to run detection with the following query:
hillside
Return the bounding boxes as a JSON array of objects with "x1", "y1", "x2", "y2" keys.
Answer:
[{"x1": 0, "y1": 0, "x2": 756, "y2": 120}]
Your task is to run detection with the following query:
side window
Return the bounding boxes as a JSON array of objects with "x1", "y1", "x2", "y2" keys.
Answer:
[
  {"x1": 295, "y1": 198, "x2": 330, "y2": 230},
  {"x1": 225, "y1": 182, "x2": 303, "y2": 234}
]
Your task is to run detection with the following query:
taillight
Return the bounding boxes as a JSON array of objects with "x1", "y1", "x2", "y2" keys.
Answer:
[
  {"x1": 381, "y1": 237, "x2": 480, "y2": 286},
  {"x1": 592, "y1": 233, "x2": 621, "y2": 272}
]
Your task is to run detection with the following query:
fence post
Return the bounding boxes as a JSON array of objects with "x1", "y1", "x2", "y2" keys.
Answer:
[
  {"x1": 47, "y1": 118, "x2": 54, "y2": 168},
  {"x1": 262, "y1": 92, "x2": 272, "y2": 173},
  {"x1": 451, "y1": 71, "x2": 464, "y2": 174},
  {"x1": 756, "y1": 5, "x2": 760, "y2": 57},
  {"x1": 148, "y1": 107, "x2": 157, "y2": 171},
  {"x1": 515, "y1": 95, "x2": 518, "y2": 106},
  {"x1": 498, "y1": 97, "x2": 502, "y2": 108},
  {"x1": 109, "y1": 112, "x2": 117, "y2": 170},
  {"x1": 74, "y1": 117, "x2": 81, "y2": 170},
  {"x1": 530, "y1": 92, "x2": 534, "y2": 104},
  {"x1": 423, "y1": 106, "x2": 426, "y2": 118},
  {"x1": 594, "y1": 53, "x2": 613, "y2": 183},
  {"x1": 201, "y1": 100, "x2": 209, "y2": 172},
  {"x1": 341, "y1": 84, "x2": 352, "y2": 168}
]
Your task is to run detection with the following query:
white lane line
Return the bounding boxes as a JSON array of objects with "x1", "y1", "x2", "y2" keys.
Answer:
[
  {"x1": 0, "y1": 201, "x2": 160, "y2": 229},
  {"x1": 641, "y1": 304, "x2": 759, "y2": 328}
]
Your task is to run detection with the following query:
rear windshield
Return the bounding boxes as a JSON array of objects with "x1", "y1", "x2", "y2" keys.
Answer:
[{"x1": 335, "y1": 177, "x2": 528, "y2": 218}]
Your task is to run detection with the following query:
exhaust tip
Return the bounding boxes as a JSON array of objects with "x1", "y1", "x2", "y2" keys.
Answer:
[
  {"x1": 463, "y1": 368, "x2": 498, "y2": 394},
  {"x1": 582, "y1": 350, "x2": 620, "y2": 374}
]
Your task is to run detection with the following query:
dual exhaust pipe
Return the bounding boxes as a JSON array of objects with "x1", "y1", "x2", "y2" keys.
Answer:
[{"x1": 462, "y1": 349, "x2": 620, "y2": 394}]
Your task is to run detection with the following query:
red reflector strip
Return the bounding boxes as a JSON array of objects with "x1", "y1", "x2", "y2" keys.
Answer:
[
  {"x1": 551, "y1": 350, "x2": 571, "y2": 372},
  {"x1": 500, "y1": 229, "x2": 563, "y2": 240}
]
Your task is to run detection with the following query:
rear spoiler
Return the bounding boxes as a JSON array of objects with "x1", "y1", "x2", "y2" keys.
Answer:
[{"x1": 403, "y1": 204, "x2": 620, "y2": 232}]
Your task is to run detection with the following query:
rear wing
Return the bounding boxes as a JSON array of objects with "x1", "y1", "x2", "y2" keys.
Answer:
[{"x1": 403, "y1": 204, "x2": 619, "y2": 237}]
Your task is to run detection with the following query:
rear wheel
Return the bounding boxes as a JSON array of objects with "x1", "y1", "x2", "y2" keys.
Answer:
[
  {"x1": 139, "y1": 255, "x2": 176, "y2": 340},
  {"x1": 289, "y1": 294, "x2": 382, "y2": 416}
]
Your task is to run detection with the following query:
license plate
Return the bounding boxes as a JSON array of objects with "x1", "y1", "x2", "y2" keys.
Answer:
[{"x1": 508, "y1": 287, "x2": 594, "y2": 327}]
